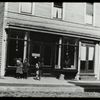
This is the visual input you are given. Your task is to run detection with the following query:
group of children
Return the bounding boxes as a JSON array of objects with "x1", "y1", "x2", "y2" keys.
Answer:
[
  {"x1": 16, "y1": 58, "x2": 41, "y2": 80},
  {"x1": 16, "y1": 58, "x2": 29, "y2": 79}
]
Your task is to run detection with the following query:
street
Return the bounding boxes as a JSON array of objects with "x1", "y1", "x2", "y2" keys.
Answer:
[{"x1": 0, "y1": 86, "x2": 100, "y2": 97}]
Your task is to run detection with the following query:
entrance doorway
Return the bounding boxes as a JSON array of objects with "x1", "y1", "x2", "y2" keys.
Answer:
[
  {"x1": 29, "y1": 41, "x2": 55, "y2": 69},
  {"x1": 29, "y1": 41, "x2": 41, "y2": 66},
  {"x1": 80, "y1": 42, "x2": 95, "y2": 73},
  {"x1": 29, "y1": 31, "x2": 59, "y2": 71}
]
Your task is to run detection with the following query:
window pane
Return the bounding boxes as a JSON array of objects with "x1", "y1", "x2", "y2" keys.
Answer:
[
  {"x1": 54, "y1": 2, "x2": 62, "y2": 8},
  {"x1": 88, "y1": 61, "x2": 94, "y2": 71},
  {"x1": 53, "y1": 7, "x2": 62, "y2": 18},
  {"x1": 53, "y1": 2, "x2": 63, "y2": 19},
  {"x1": 63, "y1": 38, "x2": 77, "y2": 68},
  {"x1": 81, "y1": 46, "x2": 86, "y2": 60},
  {"x1": 44, "y1": 44, "x2": 51, "y2": 65},
  {"x1": 21, "y1": 3, "x2": 32, "y2": 13},
  {"x1": 63, "y1": 45, "x2": 75, "y2": 68},
  {"x1": 80, "y1": 61, "x2": 86, "y2": 73},
  {"x1": 7, "y1": 33, "x2": 24, "y2": 66},
  {"x1": 53, "y1": 7, "x2": 57, "y2": 18},
  {"x1": 88, "y1": 47, "x2": 94, "y2": 60},
  {"x1": 86, "y1": 3, "x2": 93, "y2": 16},
  {"x1": 58, "y1": 8, "x2": 62, "y2": 18}
]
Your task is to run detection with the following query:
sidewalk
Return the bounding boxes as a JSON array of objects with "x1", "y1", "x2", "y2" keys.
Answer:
[
  {"x1": 0, "y1": 77, "x2": 100, "y2": 95},
  {"x1": 68, "y1": 80, "x2": 100, "y2": 86},
  {"x1": 0, "y1": 77, "x2": 84, "y2": 92},
  {"x1": 68, "y1": 80, "x2": 100, "y2": 92},
  {"x1": 0, "y1": 77, "x2": 75, "y2": 86}
]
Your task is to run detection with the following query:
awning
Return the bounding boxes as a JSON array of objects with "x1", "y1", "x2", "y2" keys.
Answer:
[{"x1": 5, "y1": 22, "x2": 100, "y2": 41}]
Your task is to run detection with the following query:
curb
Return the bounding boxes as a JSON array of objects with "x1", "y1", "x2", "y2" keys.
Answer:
[{"x1": 0, "y1": 82, "x2": 76, "y2": 87}]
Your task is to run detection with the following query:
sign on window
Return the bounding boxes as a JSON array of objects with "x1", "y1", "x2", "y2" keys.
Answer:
[{"x1": 32, "y1": 53, "x2": 40, "y2": 57}]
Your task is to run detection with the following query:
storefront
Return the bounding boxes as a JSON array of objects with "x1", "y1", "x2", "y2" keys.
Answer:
[
  {"x1": 5, "y1": 28, "x2": 78, "y2": 79},
  {"x1": 4, "y1": 24, "x2": 100, "y2": 80}
]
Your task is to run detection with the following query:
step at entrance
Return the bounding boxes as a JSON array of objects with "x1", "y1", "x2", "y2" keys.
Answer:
[{"x1": 79, "y1": 74, "x2": 96, "y2": 80}]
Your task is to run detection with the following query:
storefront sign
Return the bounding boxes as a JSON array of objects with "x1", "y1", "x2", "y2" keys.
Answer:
[{"x1": 32, "y1": 53, "x2": 40, "y2": 57}]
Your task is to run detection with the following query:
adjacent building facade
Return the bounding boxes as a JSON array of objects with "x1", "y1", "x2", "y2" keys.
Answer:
[{"x1": 1, "y1": 2, "x2": 100, "y2": 80}]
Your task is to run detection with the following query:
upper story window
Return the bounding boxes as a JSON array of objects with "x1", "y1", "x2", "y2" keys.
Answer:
[
  {"x1": 53, "y1": 2, "x2": 63, "y2": 19},
  {"x1": 86, "y1": 2, "x2": 93, "y2": 25},
  {"x1": 20, "y1": 3, "x2": 33, "y2": 14}
]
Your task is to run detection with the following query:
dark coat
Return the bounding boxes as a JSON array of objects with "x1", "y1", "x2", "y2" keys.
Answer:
[
  {"x1": 16, "y1": 62, "x2": 23, "y2": 74},
  {"x1": 23, "y1": 62, "x2": 30, "y2": 73}
]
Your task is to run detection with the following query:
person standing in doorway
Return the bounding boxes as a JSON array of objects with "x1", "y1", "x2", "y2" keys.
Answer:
[{"x1": 23, "y1": 58, "x2": 30, "y2": 79}]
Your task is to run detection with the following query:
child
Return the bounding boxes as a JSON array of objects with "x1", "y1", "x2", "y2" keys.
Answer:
[
  {"x1": 35, "y1": 62, "x2": 40, "y2": 80},
  {"x1": 23, "y1": 58, "x2": 30, "y2": 79},
  {"x1": 16, "y1": 58, "x2": 23, "y2": 79}
]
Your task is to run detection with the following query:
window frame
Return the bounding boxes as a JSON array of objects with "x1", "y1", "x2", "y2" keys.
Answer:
[
  {"x1": 85, "y1": 2, "x2": 94, "y2": 25},
  {"x1": 19, "y1": 2, "x2": 35, "y2": 15},
  {"x1": 51, "y1": 2, "x2": 63, "y2": 20}
]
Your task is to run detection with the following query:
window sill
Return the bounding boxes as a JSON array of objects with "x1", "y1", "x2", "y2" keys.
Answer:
[
  {"x1": 63, "y1": 68, "x2": 76, "y2": 70},
  {"x1": 53, "y1": 17, "x2": 63, "y2": 21},
  {"x1": 20, "y1": 12, "x2": 32, "y2": 16}
]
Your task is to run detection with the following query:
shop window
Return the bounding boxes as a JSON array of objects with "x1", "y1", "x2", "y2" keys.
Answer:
[
  {"x1": 29, "y1": 42, "x2": 40, "y2": 66},
  {"x1": 86, "y1": 2, "x2": 93, "y2": 25},
  {"x1": 7, "y1": 31, "x2": 24, "y2": 66},
  {"x1": 63, "y1": 38, "x2": 78, "y2": 69},
  {"x1": 20, "y1": 2, "x2": 33, "y2": 14},
  {"x1": 43, "y1": 44, "x2": 52, "y2": 65},
  {"x1": 53, "y1": 2, "x2": 63, "y2": 19}
]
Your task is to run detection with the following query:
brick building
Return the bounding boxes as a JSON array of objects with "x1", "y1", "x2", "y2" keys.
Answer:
[{"x1": 0, "y1": 2, "x2": 100, "y2": 80}]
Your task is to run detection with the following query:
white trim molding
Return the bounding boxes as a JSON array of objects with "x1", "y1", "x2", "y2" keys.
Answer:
[
  {"x1": 93, "y1": 2, "x2": 95, "y2": 26},
  {"x1": 62, "y1": 2, "x2": 65, "y2": 20},
  {"x1": 51, "y1": 2, "x2": 54, "y2": 19},
  {"x1": 32, "y1": 2, "x2": 35, "y2": 15},
  {"x1": 75, "y1": 41, "x2": 81, "y2": 80}
]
